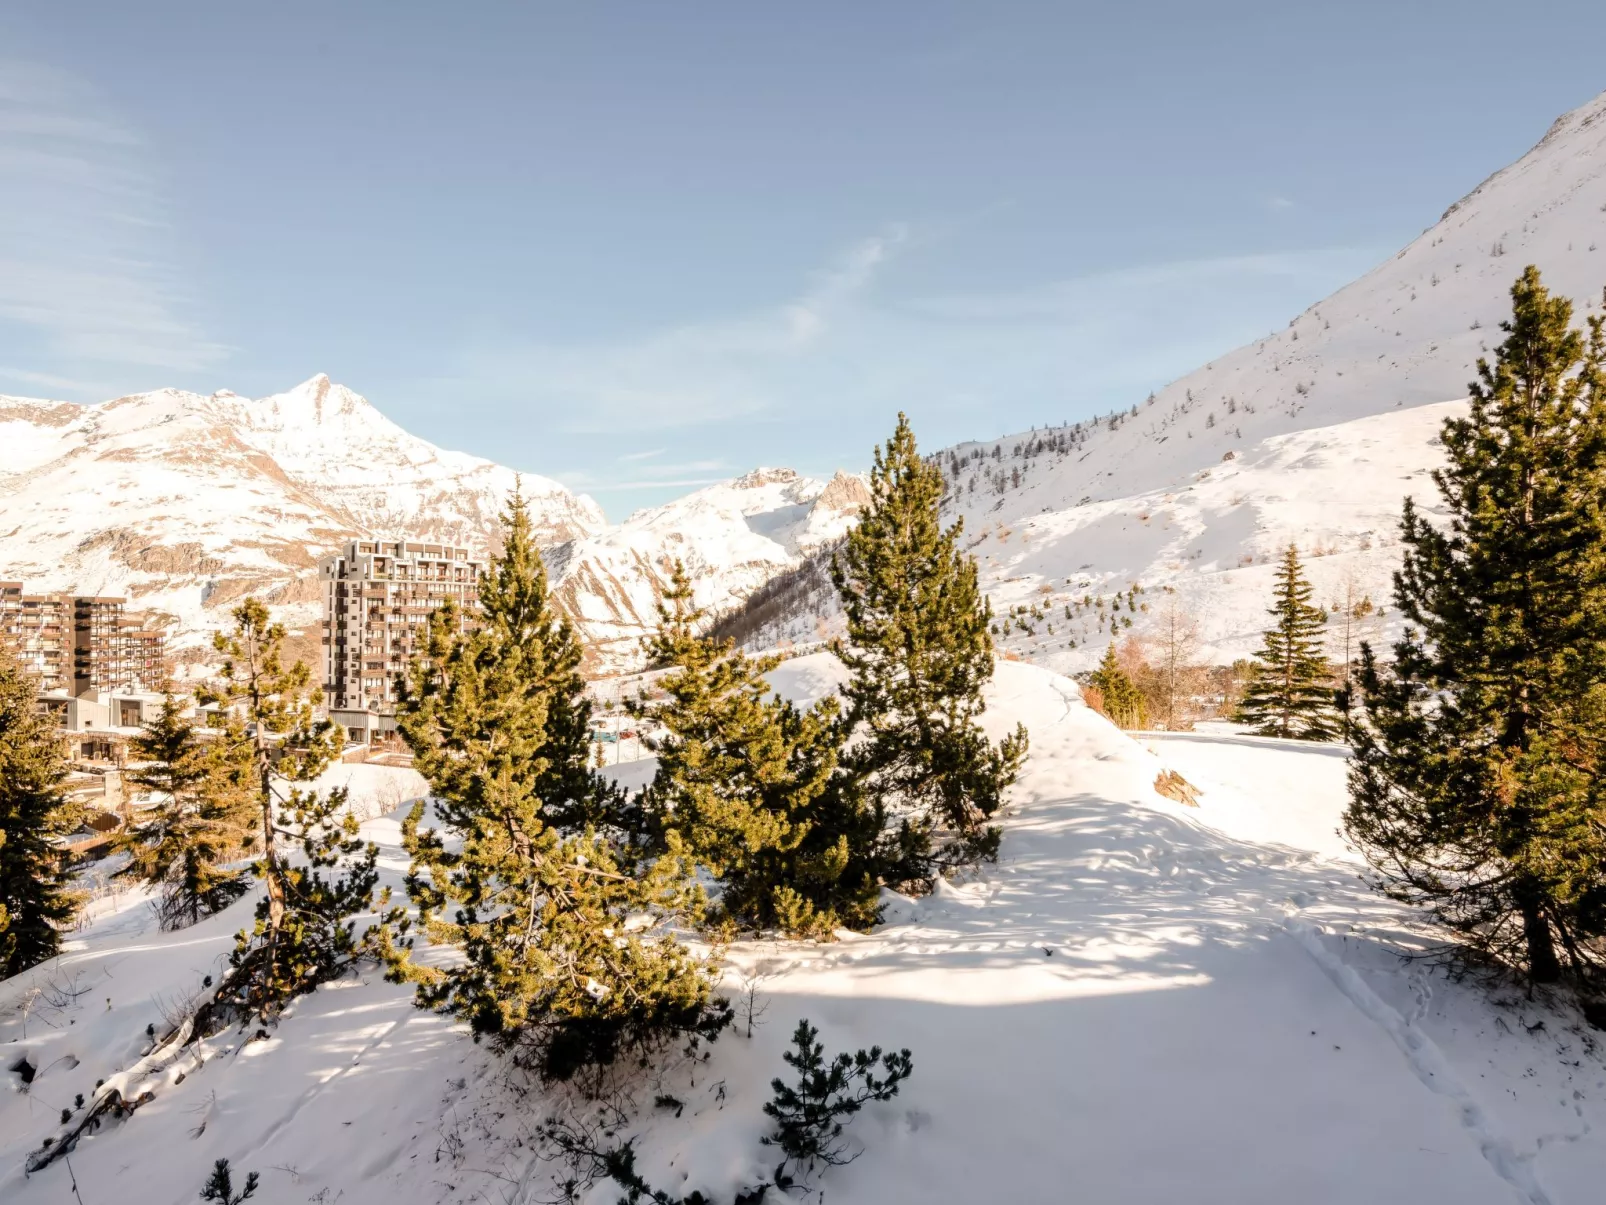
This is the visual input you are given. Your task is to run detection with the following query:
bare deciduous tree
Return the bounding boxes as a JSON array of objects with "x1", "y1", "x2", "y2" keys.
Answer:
[
  {"x1": 1144, "y1": 597, "x2": 1203, "y2": 731},
  {"x1": 1329, "y1": 568, "x2": 1378, "y2": 739}
]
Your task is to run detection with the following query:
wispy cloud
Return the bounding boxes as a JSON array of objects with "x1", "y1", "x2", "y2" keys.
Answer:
[
  {"x1": 451, "y1": 233, "x2": 1373, "y2": 446},
  {"x1": 440, "y1": 232, "x2": 1378, "y2": 517},
  {"x1": 0, "y1": 62, "x2": 226, "y2": 396},
  {"x1": 560, "y1": 457, "x2": 732, "y2": 493},
  {"x1": 453, "y1": 227, "x2": 908, "y2": 434}
]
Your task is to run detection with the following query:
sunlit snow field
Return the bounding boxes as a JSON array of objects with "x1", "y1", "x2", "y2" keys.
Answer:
[{"x1": 3, "y1": 658, "x2": 1602, "y2": 1205}]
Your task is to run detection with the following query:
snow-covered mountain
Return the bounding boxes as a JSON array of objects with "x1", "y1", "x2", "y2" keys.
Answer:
[
  {"x1": 0, "y1": 373, "x2": 864, "y2": 672},
  {"x1": 739, "y1": 88, "x2": 1606, "y2": 671},
  {"x1": 0, "y1": 374, "x2": 604, "y2": 644},
  {"x1": 548, "y1": 467, "x2": 869, "y2": 673}
]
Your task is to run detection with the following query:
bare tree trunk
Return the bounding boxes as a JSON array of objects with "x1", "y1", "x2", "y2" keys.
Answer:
[
  {"x1": 1152, "y1": 598, "x2": 1200, "y2": 731},
  {"x1": 1518, "y1": 884, "x2": 1562, "y2": 985}
]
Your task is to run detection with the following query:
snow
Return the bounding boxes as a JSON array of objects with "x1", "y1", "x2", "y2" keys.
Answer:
[
  {"x1": 6, "y1": 94, "x2": 1606, "y2": 676},
  {"x1": 0, "y1": 375, "x2": 605, "y2": 647},
  {"x1": 6, "y1": 655, "x2": 1603, "y2": 1204},
  {"x1": 1139, "y1": 728, "x2": 1358, "y2": 862},
  {"x1": 549, "y1": 468, "x2": 865, "y2": 674},
  {"x1": 736, "y1": 90, "x2": 1606, "y2": 675}
]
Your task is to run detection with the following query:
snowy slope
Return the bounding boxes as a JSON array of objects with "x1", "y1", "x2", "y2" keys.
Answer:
[
  {"x1": 728, "y1": 90, "x2": 1606, "y2": 671},
  {"x1": 938, "y1": 88, "x2": 1606, "y2": 670},
  {"x1": 548, "y1": 467, "x2": 868, "y2": 673},
  {"x1": 953, "y1": 400, "x2": 1453, "y2": 669},
  {"x1": 0, "y1": 375, "x2": 604, "y2": 644},
  {"x1": 732, "y1": 87, "x2": 1567, "y2": 671},
  {"x1": 5, "y1": 658, "x2": 1603, "y2": 1205}
]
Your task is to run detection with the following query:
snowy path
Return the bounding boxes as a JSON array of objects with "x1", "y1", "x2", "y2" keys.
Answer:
[{"x1": 3, "y1": 662, "x2": 1603, "y2": 1204}]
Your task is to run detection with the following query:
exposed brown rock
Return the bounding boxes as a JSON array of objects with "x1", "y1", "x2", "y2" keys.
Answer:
[
  {"x1": 1154, "y1": 769, "x2": 1200, "y2": 807},
  {"x1": 815, "y1": 470, "x2": 871, "y2": 514}
]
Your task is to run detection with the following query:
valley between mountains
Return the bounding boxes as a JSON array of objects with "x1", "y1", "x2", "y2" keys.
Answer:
[{"x1": 6, "y1": 94, "x2": 1606, "y2": 678}]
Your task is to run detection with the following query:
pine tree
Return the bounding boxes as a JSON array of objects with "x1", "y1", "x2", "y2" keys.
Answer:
[
  {"x1": 1237, "y1": 545, "x2": 1339, "y2": 740},
  {"x1": 1089, "y1": 643, "x2": 1145, "y2": 729},
  {"x1": 390, "y1": 491, "x2": 726, "y2": 1086},
  {"x1": 200, "y1": 1158, "x2": 259, "y2": 1204},
  {"x1": 831, "y1": 414, "x2": 1027, "y2": 881},
  {"x1": 200, "y1": 599, "x2": 381, "y2": 1017},
  {"x1": 636, "y1": 562, "x2": 879, "y2": 938},
  {"x1": 1345, "y1": 266, "x2": 1606, "y2": 985},
  {"x1": 218, "y1": 784, "x2": 386, "y2": 1019},
  {"x1": 117, "y1": 693, "x2": 256, "y2": 929},
  {"x1": 761, "y1": 1018, "x2": 913, "y2": 1175},
  {"x1": 0, "y1": 644, "x2": 79, "y2": 977}
]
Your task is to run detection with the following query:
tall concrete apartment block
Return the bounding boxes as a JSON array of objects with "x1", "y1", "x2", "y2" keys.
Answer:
[
  {"x1": 1, "y1": 584, "x2": 164, "y2": 696},
  {"x1": 72, "y1": 598, "x2": 166, "y2": 696},
  {"x1": 1, "y1": 584, "x2": 71, "y2": 693},
  {"x1": 320, "y1": 539, "x2": 483, "y2": 742}
]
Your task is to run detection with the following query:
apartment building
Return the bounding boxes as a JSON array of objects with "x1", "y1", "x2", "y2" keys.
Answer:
[
  {"x1": 71, "y1": 597, "x2": 166, "y2": 696},
  {"x1": 117, "y1": 614, "x2": 167, "y2": 690},
  {"x1": 320, "y1": 539, "x2": 483, "y2": 742},
  {"x1": 1, "y1": 583, "x2": 70, "y2": 692},
  {"x1": 0, "y1": 584, "x2": 165, "y2": 696}
]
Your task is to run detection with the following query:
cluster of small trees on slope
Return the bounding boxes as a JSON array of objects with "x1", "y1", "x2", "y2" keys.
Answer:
[
  {"x1": 383, "y1": 413, "x2": 1019, "y2": 1092},
  {"x1": 10, "y1": 414, "x2": 983, "y2": 1193},
  {"x1": 1346, "y1": 266, "x2": 1606, "y2": 990}
]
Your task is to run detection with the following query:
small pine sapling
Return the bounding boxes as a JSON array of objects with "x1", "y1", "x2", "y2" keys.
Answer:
[
  {"x1": 200, "y1": 1158, "x2": 259, "y2": 1204},
  {"x1": 762, "y1": 1019, "x2": 913, "y2": 1176}
]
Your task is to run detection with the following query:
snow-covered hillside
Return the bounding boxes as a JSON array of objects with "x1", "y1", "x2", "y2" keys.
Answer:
[
  {"x1": 548, "y1": 467, "x2": 868, "y2": 673},
  {"x1": 943, "y1": 88, "x2": 1606, "y2": 669},
  {"x1": 0, "y1": 376, "x2": 861, "y2": 673},
  {"x1": 0, "y1": 375, "x2": 604, "y2": 644},
  {"x1": 5, "y1": 658, "x2": 1602, "y2": 1204}
]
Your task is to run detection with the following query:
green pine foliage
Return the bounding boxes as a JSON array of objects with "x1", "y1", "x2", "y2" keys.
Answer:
[
  {"x1": 1345, "y1": 266, "x2": 1606, "y2": 985},
  {"x1": 200, "y1": 1158, "x2": 259, "y2": 1204},
  {"x1": 390, "y1": 491, "x2": 727, "y2": 1087},
  {"x1": 762, "y1": 1018, "x2": 913, "y2": 1175},
  {"x1": 635, "y1": 561, "x2": 880, "y2": 939},
  {"x1": 217, "y1": 784, "x2": 387, "y2": 1019},
  {"x1": 831, "y1": 413, "x2": 1028, "y2": 881},
  {"x1": 200, "y1": 599, "x2": 382, "y2": 1019},
  {"x1": 117, "y1": 693, "x2": 256, "y2": 929},
  {"x1": 1089, "y1": 643, "x2": 1146, "y2": 729},
  {"x1": 1237, "y1": 544, "x2": 1340, "y2": 740},
  {"x1": 396, "y1": 487, "x2": 621, "y2": 836},
  {"x1": 0, "y1": 644, "x2": 80, "y2": 977}
]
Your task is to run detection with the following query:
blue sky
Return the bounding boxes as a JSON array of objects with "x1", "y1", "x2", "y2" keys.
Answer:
[{"x1": 3, "y1": 3, "x2": 1605, "y2": 519}]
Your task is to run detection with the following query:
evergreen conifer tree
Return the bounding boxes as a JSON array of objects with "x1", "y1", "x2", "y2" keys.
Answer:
[
  {"x1": 1089, "y1": 643, "x2": 1146, "y2": 729},
  {"x1": 390, "y1": 491, "x2": 726, "y2": 1085},
  {"x1": 1345, "y1": 267, "x2": 1606, "y2": 985},
  {"x1": 831, "y1": 414, "x2": 1027, "y2": 881},
  {"x1": 200, "y1": 600, "x2": 382, "y2": 1017},
  {"x1": 1237, "y1": 545, "x2": 1339, "y2": 740},
  {"x1": 0, "y1": 645, "x2": 79, "y2": 976},
  {"x1": 636, "y1": 562, "x2": 879, "y2": 938},
  {"x1": 117, "y1": 692, "x2": 256, "y2": 928},
  {"x1": 218, "y1": 783, "x2": 387, "y2": 1019}
]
